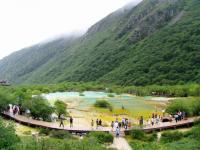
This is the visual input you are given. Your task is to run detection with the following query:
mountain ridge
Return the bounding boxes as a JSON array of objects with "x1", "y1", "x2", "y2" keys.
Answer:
[{"x1": 0, "y1": 0, "x2": 199, "y2": 85}]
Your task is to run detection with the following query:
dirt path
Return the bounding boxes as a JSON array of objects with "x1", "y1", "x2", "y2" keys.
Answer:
[{"x1": 110, "y1": 137, "x2": 132, "y2": 150}]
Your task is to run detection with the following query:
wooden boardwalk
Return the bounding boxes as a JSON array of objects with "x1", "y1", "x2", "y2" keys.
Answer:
[
  {"x1": 143, "y1": 117, "x2": 195, "y2": 132},
  {"x1": 2, "y1": 112, "x2": 111, "y2": 134},
  {"x1": 2, "y1": 112, "x2": 196, "y2": 135}
]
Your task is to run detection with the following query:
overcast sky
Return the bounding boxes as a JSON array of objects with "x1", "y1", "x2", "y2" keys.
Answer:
[{"x1": 0, "y1": 0, "x2": 141, "y2": 59}]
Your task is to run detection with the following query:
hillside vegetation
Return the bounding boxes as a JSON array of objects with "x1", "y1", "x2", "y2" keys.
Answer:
[{"x1": 0, "y1": 0, "x2": 199, "y2": 85}]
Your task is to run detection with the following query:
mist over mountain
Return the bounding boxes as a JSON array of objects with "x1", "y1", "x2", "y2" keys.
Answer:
[{"x1": 0, "y1": 0, "x2": 199, "y2": 85}]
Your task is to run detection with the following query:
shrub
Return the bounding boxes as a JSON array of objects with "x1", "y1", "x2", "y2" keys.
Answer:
[
  {"x1": 49, "y1": 130, "x2": 72, "y2": 139},
  {"x1": 23, "y1": 96, "x2": 54, "y2": 121},
  {"x1": 88, "y1": 132, "x2": 113, "y2": 144},
  {"x1": 16, "y1": 135, "x2": 113, "y2": 150},
  {"x1": 146, "y1": 132, "x2": 157, "y2": 142},
  {"x1": 129, "y1": 140, "x2": 160, "y2": 150},
  {"x1": 130, "y1": 129, "x2": 157, "y2": 142},
  {"x1": 161, "y1": 138, "x2": 200, "y2": 150},
  {"x1": 184, "y1": 124, "x2": 200, "y2": 140},
  {"x1": 166, "y1": 98, "x2": 200, "y2": 116},
  {"x1": 130, "y1": 129, "x2": 145, "y2": 140},
  {"x1": 0, "y1": 91, "x2": 14, "y2": 112},
  {"x1": 192, "y1": 99, "x2": 200, "y2": 116},
  {"x1": 161, "y1": 131, "x2": 183, "y2": 143},
  {"x1": 194, "y1": 118, "x2": 200, "y2": 125},
  {"x1": 22, "y1": 130, "x2": 32, "y2": 135},
  {"x1": 54, "y1": 100, "x2": 67, "y2": 118},
  {"x1": 191, "y1": 125, "x2": 200, "y2": 140},
  {"x1": 166, "y1": 99, "x2": 190, "y2": 116},
  {"x1": 0, "y1": 118, "x2": 20, "y2": 149},
  {"x1": 79, "y1": 92, "x2": 85, "y2": 96},
  {"x1": 107, "y1": 93, "x2": 114, "y2": 97},
  {"x1": 94, "y1": 100, "x2": 113, "y2": 111},
  {"x1": 39, "y1": 128, "x2": 50, "y2": 135}
]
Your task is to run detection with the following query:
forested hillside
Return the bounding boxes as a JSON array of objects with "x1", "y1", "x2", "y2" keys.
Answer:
[
  {"x1": 0, "y1": 36, "x2": 78, "y2": 83},
  {"x1": 0, "y1": 0, "x2": 199, "y2": 85}
]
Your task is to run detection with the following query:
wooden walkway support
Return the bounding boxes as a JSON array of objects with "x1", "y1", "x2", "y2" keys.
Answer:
[{"x1": 2, "y1": 112, "x2": 196, "y2": 135}]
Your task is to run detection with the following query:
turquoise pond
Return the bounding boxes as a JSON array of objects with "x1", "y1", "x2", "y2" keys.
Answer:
[{"x1": 42, "y1": 91, "x2": 166, "y2": 111}]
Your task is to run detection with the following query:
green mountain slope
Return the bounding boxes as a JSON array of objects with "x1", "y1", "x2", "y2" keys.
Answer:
[
  {"x1": 0, "y1": 36, "x2": 78, "y2": 83},
  {"x1": 101, "y1": 0, "x2": 200, "y2": 85},
  {"x1": 0, "y1": 0, "x2": 199, "y2": 85}
]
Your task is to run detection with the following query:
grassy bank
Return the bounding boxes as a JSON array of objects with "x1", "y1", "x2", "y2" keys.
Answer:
[
  {"x1": 128, "y1": 119, "x2": 200, "y2": 150},
  {"x1": 0, "y1": 118, "x2": 115, "y2": 150}
]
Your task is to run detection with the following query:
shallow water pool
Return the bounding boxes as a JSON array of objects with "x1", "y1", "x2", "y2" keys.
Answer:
[{"x1": 42, "y1": 91, "x2": 165, "y2": 111}]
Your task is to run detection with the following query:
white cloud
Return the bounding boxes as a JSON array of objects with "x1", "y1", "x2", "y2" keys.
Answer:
[{"x1": 0, "y1": 0, "x2": 141, "y2": 59}]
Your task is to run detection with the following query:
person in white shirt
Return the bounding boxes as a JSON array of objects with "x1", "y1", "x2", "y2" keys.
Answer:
[{"x1": 114, "y1": 121, "x2": 119, "y2": 131}]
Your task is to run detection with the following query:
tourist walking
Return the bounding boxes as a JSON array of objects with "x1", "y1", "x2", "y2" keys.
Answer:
[
  {"x1": 96, "y1": 119, "x2": 99, "y2": 129},
  {"x1": 13, "y1": 105, "x2": 17, "y2": 116},
  {"x1": 91, "y1": 119, "x2": 94, "y2": 129},
  {"x1": 156, "y1": 116, "x2": 159, "y2": 125},
  {"x1": 182, "y1": 111, "x2": 186, "y2": 119},
  {"x1": 151, "y1": 117, "x2": 154, "y2": 126},
  {"x1": 70, "y1": 116, "x2": 73, "y2": 128},
  {"x1": 114, "y1": 120, "x2": 119, "y2": 131},
  {"x1": 16, "y1": 105, "x2": 20, "y2": 115},
  {"x1": 178, "y1": 111, "x2": 182, "y2": 121},
  {"x1": 152, "y1": 113, "x2": 155, "y2": 119},
  {"x1": 125, "y1": 118, "x2": 129, "y2": 129},
  {"x1": 118, "y1": 122, "x2": 122, "y2": 128},
  {"x1": 13, "y1": 105, "x2": 20, "y2": 116},
  {"x1": 111, "y1": 121, "x2": 114, "y2": 131},
  {"x1": 9, "y1": 104, "x2": 13, "y2": 116},
  {"x1": 116, "y1": 126, "x2": 120, "y2": 137},
  {"x1": 175, "y1": 113, "x2": 179, "y2": 123},
  {"x1": 122, "y1": 118, "x2": 125, "y2": 128},
  {"x1": 147, "y1": 117, "x2": 151, "y2": 127},
  {"x1": 59, "y1": 114, "x2": 65, "y2": 128},
  {"x1": 139, "y1": 116, "x2": 143, "y2": 127},
  {"x1": 99, "y1": 119, "x2": 102, "y2": 126},
  {"x1": 128, "y1": 119, "x2": 132, "y2": 128}
]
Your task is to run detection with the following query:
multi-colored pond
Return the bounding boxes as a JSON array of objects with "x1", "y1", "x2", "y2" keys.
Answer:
[{"x1": 42, "y1": 91, "x2": 171, "y2": 126}]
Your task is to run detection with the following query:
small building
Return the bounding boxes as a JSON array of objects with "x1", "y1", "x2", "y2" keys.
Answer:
[{"x1": 0, "y1": 80, "x2": 11, "y2": 86}]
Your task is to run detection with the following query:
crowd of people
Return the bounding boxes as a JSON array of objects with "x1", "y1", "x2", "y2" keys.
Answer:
[
  {"x1": 145, "y1": 113, "x2": 163, "y2": 127},
  {"x1": 143, "y1": 111, "x2": 186, "y2": 127},
  {"x1": 111, "y1": 118, "x2": 130, "y2": 137},
  {"x1": 90, "y1": 118, "x2": 131, "y2": 137},
  {"x1": 92, "y1": 118, "x2": 102, "y2": 129},
  {"x1": 174, "y1": 111, "x2": 186, "y2": 122},
  {"x1": 7, "y1": 104, "x2": 20, "y2": 116},
  {"x1": 111, "y1": 118, "x2": 130, "y2": 130}
]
